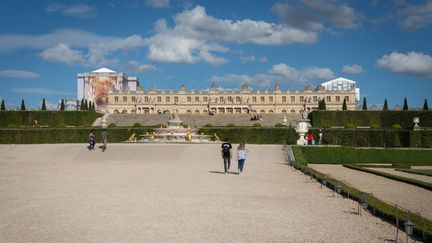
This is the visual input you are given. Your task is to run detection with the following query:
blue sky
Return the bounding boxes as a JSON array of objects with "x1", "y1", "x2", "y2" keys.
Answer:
[{"x1": 0, "y1": 0, "x2": 431, "y2": 109}]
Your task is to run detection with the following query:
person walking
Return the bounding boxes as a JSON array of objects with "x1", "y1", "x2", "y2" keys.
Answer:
[
  {"x1": 101, "y1": 130, "x2": 108, "y2": 152},
  {"x1": 318, "y1": 129, "x2": 323, "y2": 145},
  {"x1": 221, "y1": 137, "x2": 232, "y2": 174},
  {"x1": 88, "y1": 130, "x2": 96, "y2": 150},
  {"x1": 307, "y1": 132, "x2": 314, "y2": 145},
  {"x1": 237, "y1": 142, "x2": 249, "y2": 175}
]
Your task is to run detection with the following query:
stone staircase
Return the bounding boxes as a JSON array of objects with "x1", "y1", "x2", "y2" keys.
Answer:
[{"x1": 105, "y1": 114, "x2": 301, "y2": 127}]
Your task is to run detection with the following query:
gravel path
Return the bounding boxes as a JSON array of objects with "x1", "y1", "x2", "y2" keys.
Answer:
[
  {"x1": 367, "y1": 167, "x2": 432, "y2": 183},
  {"x1": 0, "y1": 144, "x2": 409, "y2": 242},
  {"x1": 309, "y1": 164, "x2": 432, "y2": 220}
]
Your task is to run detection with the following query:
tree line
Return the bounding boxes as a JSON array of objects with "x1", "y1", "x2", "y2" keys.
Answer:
[
  {"x1": 317, "y1": 97, "x2": 429, "y2": 111},
  {"x1": 0, "y1": 98, "x2": 95, "y2": 111}
]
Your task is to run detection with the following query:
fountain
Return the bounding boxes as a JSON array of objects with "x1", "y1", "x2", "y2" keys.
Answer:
[{"x1": 138, "y1": 109, "x2": 214, "y2": 143}]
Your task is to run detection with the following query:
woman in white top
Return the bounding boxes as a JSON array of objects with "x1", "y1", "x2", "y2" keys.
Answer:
[{"x1": 237, "y1": 142, "x2": 249, "y2": 175}]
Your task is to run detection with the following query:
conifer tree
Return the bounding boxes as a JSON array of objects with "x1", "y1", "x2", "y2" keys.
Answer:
[
  {"x1": 342, "y1": 98, "x2": 347, "y2": 110},
  {"x1": 1, "y1": 99, "x2": 5, "y2": 110},
  {"x1": 423, "y1": 99, "x2": 429, "y2": 111},
  {"x1": 403, "y1": 97, "x2": 408, "y2": 110},
  {"x1": 20, "y1": 99, "x2": 26, "y2": 111},
  {"x1": 80, "y1": 99, "x2": 84, "y2": 110},
  {"x1": 60, "y1": 99, "x2": 65, "y2": 111},
  {"x1": 84, "y1": 100, "x2": 88, "y2": 110},
  {"x1": 383, "y1": 99, "x2": 388, "y2": 111},
  {"x1": 41, "y1": 98, "x2": 46, "y2": 110},
  {"x1": 362, "y1": 97, "x2": 367, "y2": 110},
  {"x1": 317, "y1": 99, "x2": 327, "y2": 110}
]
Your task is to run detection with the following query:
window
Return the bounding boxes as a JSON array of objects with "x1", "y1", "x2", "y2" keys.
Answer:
[
  {"x1": 300, "y1": 96, "x2": 304, "y2": 102},
  {"x1": 195, "y1": 96, "x2": 199, "y2": 102},
  {"x1": 291, "y1": 96, "x2": 295, "y2": 102},
  {"x1": 252, "y1": 96, "x2": 257, "y2": 102},
  {"x1": 261, "y1": 96, "x2": 265, "y2": 102},
  {"x1": 236, "y1": 96, "x2": 241, "y2": 102},
  {"x1": 313, "y1": 96, "x2": 317, "y2": 102},
  {"x1": 269, "y1": 96, "x2": 273, "y2": 102},
  {"x1": 174, "y1": 96, "x2": 179, "y2": 102},
  {"x1": 123, "y1": 96, "x2": 127, "y2": 102},
  {"x1": 220, "y1": 97, "x2": 224, "y2": 102},
  {"x1": 132, "y1": 96, "x2": 136, "y2": 102},
  {"x1": 144, "y1": 96, "x2": 149, "y2": 102},
  {"x1": 228, "y1": 96, "x2": 233, "y2": 102},
  {"x1": 157, "y1": 96, "x2": 161, "y2": 102},
  {"x1": 336, "y1": 96, "x2": 340, "y2": 102},
  {"x1": 282, "y1": 96, "x2": 286, "y2": 102},
  {"x1": 187, "y1": 96, "x2": 191, "y2": 102},
  {"x1": 326, "y1": 96, "x2": 331, "y2": 102},
  {"x1": 345, "y1": 96, "x2": 349, "y2": 102},
  {"x1": 114, "y1": 96, "x2": 119, "y2": 102},
  {"x1": 203, "y1": 97, "x2": 208, "y2": 102},
  {"x1": 166, "y1": 97, "x2": 170, "y2": 102}
]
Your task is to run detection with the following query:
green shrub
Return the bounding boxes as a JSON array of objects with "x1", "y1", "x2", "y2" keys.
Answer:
[
  {"x1": 370, "y1": 123, "x2": 380, "y2": 129},
  {"x1": 199, "y1": 127, "x2": 289, "y2": 144},
  {"x1": 274, "y1": 123, "x2": 284, "y2": 127},
  {"x1": 108, "y1": 123, "x2": 117, "y2": 127},
  {"x1": 203, "y1": 123, "x2": 213, "y2": 127},
  {"x1": 226, "y1": 123, "x2": 236, "y2": 127},
  {"x1": 392, "y1": 124, "x2": 402, "y2": 129},
  {"x1": 0, "y1": 111, "x2": 101, "y2": 128},
  {"x1": 133, "y1": 122, "x2": 141, "y2": 127},
  {"x1": 345, "y1": 123, "x2": 355, "y2": 128},
  {"x1": 286, "y1": 128, "x2": 299, "y2": 144},
  {"x1": 58, "y1": 123, "x2": 66, "y2": 128},
  {"x1": 253, "y1": 123, "x2": 261, "y2": 127}
]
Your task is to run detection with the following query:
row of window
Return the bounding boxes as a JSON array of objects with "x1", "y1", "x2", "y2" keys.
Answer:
[{"x1": 113, "y1": 95, "x2": 351, "y2": 103}]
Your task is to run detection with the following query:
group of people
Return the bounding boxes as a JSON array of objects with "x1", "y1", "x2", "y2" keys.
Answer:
[
  {"x1": 306, "y1": 129, "x2": 323, "y2": 145},
  {"x1": 221, "y1": 137, "x2": 249, "y2": 175},
  {"x1": 250, "y1": 115, "x2": 263, "y2": 121},
  {"x1": 87, "y1": 130, "x2": 109, "y2": 152}
]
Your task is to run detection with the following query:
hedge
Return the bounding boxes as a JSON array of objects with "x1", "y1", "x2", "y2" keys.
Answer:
[
  {"x1": 198, "y1": 127, "x2": 298, "y2": 144},
  {"x1": 310, "y1": 110, "x2": 432, "y2": 129},
  {"x1": 0, "y1": 111, "x2": 101, "y2": 127},
  {"x1": 291, "y1": 146, "x2": 432, "y2": 241},
  {"x1": 307, "y1": 128, "x2": 432, "y2": 148},
  {"x1": 299, "y1": 146, "x2": 432, "y2": 165},
  {"x1": 0, "y1": 127, "x2": 154, "y2": 144}
]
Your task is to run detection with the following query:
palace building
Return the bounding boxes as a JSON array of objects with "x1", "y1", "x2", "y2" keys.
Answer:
[{"x1": 105, "y1": 77, "x2": 359, "y2": 115}]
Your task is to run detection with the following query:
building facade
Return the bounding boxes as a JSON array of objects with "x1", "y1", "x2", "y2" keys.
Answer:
[
  {"x1": 77, "y1": 68, "x2": 139, "y2": 110},
  {"x1": 106, "y1": 81, "x2": 358, "y2": 115}
]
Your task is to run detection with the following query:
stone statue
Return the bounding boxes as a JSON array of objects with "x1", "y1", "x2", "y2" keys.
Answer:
[{"x1": 301, "y1": 110, "x2": 309, "y2": 120}]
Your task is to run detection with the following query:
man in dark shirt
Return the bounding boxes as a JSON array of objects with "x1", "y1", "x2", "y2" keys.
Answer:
[{"x1": 221, "y1": 137, "x2": 232, "y2": 174}]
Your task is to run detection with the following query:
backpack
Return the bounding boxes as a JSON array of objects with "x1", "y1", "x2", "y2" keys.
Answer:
[{"x1": 222, "y1": 144, "x2": 230, "y2": 157}]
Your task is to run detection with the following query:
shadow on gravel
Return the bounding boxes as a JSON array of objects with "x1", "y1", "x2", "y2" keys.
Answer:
[{"x1": 208, "y1": 171, "x2": 226, "y2": 174}]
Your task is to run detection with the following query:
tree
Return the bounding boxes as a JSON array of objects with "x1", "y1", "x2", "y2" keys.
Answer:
[
  {"x1": 318, "y1": 99, "x2": 326, "y2": 110},
  {"x1": 383, "y1": 99, "x2": 388, "y2": 111},
  {"x1": 84, "y1": 100, "x2": 88, "y2": 110},
  {"x1": 20, "y1": 99, "x2": 26, "y2": 111},
  {"x1": 80, "y1": 99, "x2": 84, "y2": 110},
  {"x1": 41, "y1": 98, "x2": 46, "y2": 110},
  {"x1": 1, "y1": 99, "x2": 5, "y2": 110},
  {"x1": 60, "y1": 99, "x2": 65, "y2": 111},
  {"x1": 362, "y1": 97, "x2": 367, "y2": 110},
  {"x1": 342, "y1": 98, "x2": 347, "y2": 110},
  {"x1": 423, "y1": 99, "x2": 429, "y2": 111},
  {"x1": 403, "y1": 97, "x2": 408, "y2": 110}
]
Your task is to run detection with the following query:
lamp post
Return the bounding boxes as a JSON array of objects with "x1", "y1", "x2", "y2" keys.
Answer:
[{"x1": 404, "y1": 220, "x2": 414, "y2": 243}]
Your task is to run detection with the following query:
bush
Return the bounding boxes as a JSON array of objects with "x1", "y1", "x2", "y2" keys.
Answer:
[
  {"x1": 199, "y1": 127, "x2": 290, "y2": 144},
  {"x1": 253, "y1": 123, "x2": 262, "y2": 127},
  {"x1": 203, "y1": 123, "x2": 213, "y2": 127},
  {"x1": 0, "y1": 111, "x2": 101, "y2": 128},
  {"x1": 274, "y1": 123, "x2": 284, "y2": 127},
  {"x1": 226, "y1": 123, "x2": 236, "y2": 127},
  {"x1": 392, "y1": 124, "x2": 402, "y2": 129},
  {"x1": 345, "y1": 123, "x2": 355, "y2": 128},
  {"x1": 370, "y1": 123, "x2": 380, "y2": 129},
  {"x1": 133, "y1": 122, "x2": 141, "y2": 127},
  {"x1": 108, "y1": 123, "x2": 117, "y2": 127}
]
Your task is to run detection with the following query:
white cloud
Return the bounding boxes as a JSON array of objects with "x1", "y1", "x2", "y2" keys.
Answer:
[
  {"x1": 145, "y1": 6, "x2": 316, "y2": 65},
  {"x1": 41, "y1": 43, "x2": 84, "y2": 65},
  {"x1": 376, "y1": 51, "x2": 432, "y2": 78},
  {"x1": 272, "y1": 0, "x2": 361, "y2": 30},
  {"x1": 211, "y1": 63, "x2": 335, "y2": 87},
  {"x1": 124, "y1": 61, "x2": 157, "y2": 73},
  {"x1": 240, "y1": 55, "x2": 256, "y2": 63},
  {"x1": 341, "y1": 64, "x2": 364, "y2": 74},
  {"x1": 11, "y1": 88, "x2": 74, "y2": 96},
  {"x1": 46, "y1": 3, "x2": 96, "y2": 19},
  {"x1": 259, "y1": 57, "x2": 269, "y2": 63},
  {"x1": 0, "y1": 70, "x2": 40, "y2": 79},
  {"x1": 146, "y1": 0, "x2": 170, "y2": 8},
  {"x1": 398, "y1": 1, "x2": 432, "y2": 31}
]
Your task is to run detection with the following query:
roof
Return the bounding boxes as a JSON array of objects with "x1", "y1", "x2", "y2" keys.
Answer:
[
  {"x1": 321, "y1": 77, "x2": 356, "y2": 86},
  {"x1": 91, "y1": 67, "x2": 116, "y2": 73}
]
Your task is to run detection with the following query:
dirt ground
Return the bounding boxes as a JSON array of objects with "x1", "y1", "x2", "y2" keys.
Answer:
[{"x1": 0, "y1": 144, "x2": 412, "y2": 242}]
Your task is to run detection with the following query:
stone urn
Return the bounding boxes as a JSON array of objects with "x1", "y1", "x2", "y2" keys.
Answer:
[{"x1": 295, "y1": 117, "x2": 310, "y2": 145}]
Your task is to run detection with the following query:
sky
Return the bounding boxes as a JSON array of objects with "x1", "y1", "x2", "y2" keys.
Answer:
[{"x1": 0, "y1": 0, "x2": 431, "y2": 110}]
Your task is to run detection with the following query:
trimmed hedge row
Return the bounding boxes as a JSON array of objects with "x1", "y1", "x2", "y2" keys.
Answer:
[
  {"x1": 291, "y1": 146, "x2": 432, "y2": 241},
  {"x1": 198, "y1": 127, "x2": 298, "y2": 144},
  {"x1": 0, "y1": 127, "x2": 154, "y2": 144},
  {"x1": 308, "y1": 128, "x2": 432, "y2": 148},
  {"x1": 0, "y1": 111, "x2": 102, "y2": 127},
  {"x1": 310, "y1": 110, "x2": 432, "y2": 129},
  {"x1": 299, "y1": 146, "x2": 432, "y2": 165}
]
